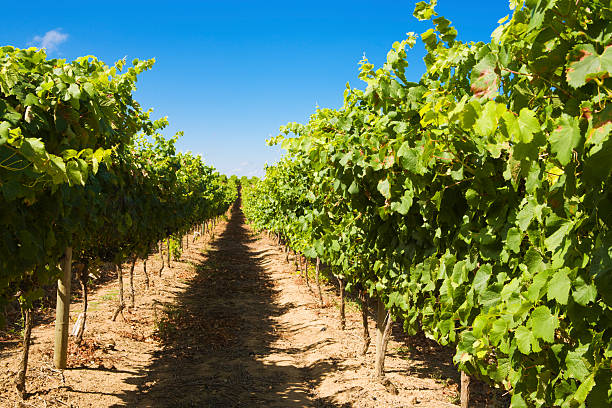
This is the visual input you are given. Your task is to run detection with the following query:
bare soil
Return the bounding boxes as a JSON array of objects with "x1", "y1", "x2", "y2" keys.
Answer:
[{"x1": 0, "y1": 202, "x2": 506, "y2": 407}]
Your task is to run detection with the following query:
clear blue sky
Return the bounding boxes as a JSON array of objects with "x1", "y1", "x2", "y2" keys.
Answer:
[{"x1": 3, "y1": 1, "x2": 511, "y2": 177}]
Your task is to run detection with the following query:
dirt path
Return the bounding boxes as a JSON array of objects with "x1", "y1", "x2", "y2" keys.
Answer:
[{"x1": 1, "y1": 201, "x2": 496, "y2": 407}]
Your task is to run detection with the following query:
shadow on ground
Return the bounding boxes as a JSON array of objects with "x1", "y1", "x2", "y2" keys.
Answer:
[{"x1": 110, "y1": 199, "x2": 345, "y2": 408}]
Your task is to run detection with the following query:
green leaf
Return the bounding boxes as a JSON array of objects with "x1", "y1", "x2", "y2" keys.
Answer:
[
  {"x1": 24, "y1": 93, "x2": 39, "y2": 106},
  {"x1": 82, "y1": 82, "x2": 95, "y2": 97},
  {"x1": 472, "y1": 315, "x2": 487, "y2": 337},
  {"x1": 377, "y1": 178, "x2": 391, "y2": 199},
  {"x1": 515, "y1": 326, "x2": 532, "y2": 354},
  {"x1": 529, "y1": 305, "x2": 557, "y2": 343},
  {"x1": 510, "y1": 393, "x2": 528, "y2": 408},
  {"x1": 525, "y1": 162, "x2": 541, "y2": 193},
  {"x1": 527, "y1": 270, "x2": 550, "y2": 302},
  {"x1": 524, "y1": 248, "x2": 545, "y2": 275},
  {"x1": 549, "y1": 114, "x2": 581, "y2": 166},
  {"x1": 66, "y1": 160, "x2": 85, "y2": 185},
  {"x1": 397, "y1": 142, "x2": 424, "y2": 174},
  {"x1": 337, "y1": 117, "x2": 352, "y2": 132},
  {"x1": 331, "y1": 240, "x2": 340, "y2": 251},
  {"x1": 473, "y1": 264, "x2": 492, "y2": 294},
  {"x1": 413, "y1": 0, "x2": 437, "y2": 21},
  {"x1": 490, "y1": 318, "x2": 509, "y2": 346},
  {"x1": 517, "y1": 108, "x2": 539, "y2": 143},
  {"x1": 433, "y1": 16, "x2": 457, "y2": 43},
  {"x1": 547, "y1": 269, "x2": 571, "y2": 305},
  {"x1": 506, "y1": 227, "x2": 522, "y2": 253},
  {"x1": 502, "y1": 110, "x2": 520, "y2": 142},
  {"x1": 461, "y1": 101, "x2": 479, "y2": 129},
  {"x1": 420, "y1": 29, "x2": 437, "y2": 50},
  {"x1": 474, "y1": 101, "x2": 500, "y2": 136},
  {"x1": 566, "y1": 44, "x2": 612, "y2": 88},
  {"x1": 566, "y1": 348, "x2": 591, "y2": 381},
  {"x1": 544, "y1": 219, "x2": 572, "y2": 252},
  {"x1": 20, "y1": 138, "x2": 46, "y2": 162},
  {"x1": 516, "y1": 199, "x2": 537, "y2": 231},
  {"x1": 0, "y1": 121, "x2": 10, "y2": 145},
  {"x1": 391, "y1": 188, "x2": 413, "y2": 215},
  {"x1": 470, "y1": 52, "x2": 499, "y2": 100},
  {"x1": 574, "y1": 373, "x2": 596, "y2": 403},
  {"x1": 68, "y1": 83, "x2": 81, "y2": 100},
  {"x1": 48, "y1": 156, "x2": 67, "y2": 184},
  {"x1": 572, "y1": 276, "x2": 597, "y2": 306}
]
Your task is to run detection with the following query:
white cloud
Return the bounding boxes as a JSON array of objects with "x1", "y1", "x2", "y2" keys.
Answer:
[
  {"x1": 228, "y1": 160, "x2": 265, "y2": 178},
  {"x1": 30, "y1": 29, "x2": 68, "y2": 52}
]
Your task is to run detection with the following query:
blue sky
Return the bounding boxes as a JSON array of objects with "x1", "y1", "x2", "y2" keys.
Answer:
[{"x1": 3, "y1": 1, "x2": 511, "y2": 177}]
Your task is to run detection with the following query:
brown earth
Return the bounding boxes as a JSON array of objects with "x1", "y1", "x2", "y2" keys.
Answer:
[{"x1": 0, "y1": 202, "x2": 507, "y2": 407}]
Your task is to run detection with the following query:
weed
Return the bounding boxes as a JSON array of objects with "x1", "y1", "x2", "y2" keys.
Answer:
[
  {"x1": 155, "y1": 304, "x2": 185, "y2": 338},
  {"x1": 448, "y1": 393, "x2": 460, "y2": 405},
  {"x1": 155, "y1": 319, "x2": 177, "y2": 338},
  {"x1": 394, "y1": 344, "x2": 419, "y2": 360},
  {"x1": 164, "y1": 304, "x2": 184, "y2": 321},
  {"x1": 101, "y1": 291, "x2": 117, "y2": 301},
  {"x1": 344, "y1": 298, "x2": 361, "y2": 313}
]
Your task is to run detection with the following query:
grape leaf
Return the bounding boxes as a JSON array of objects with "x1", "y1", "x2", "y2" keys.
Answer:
[
  {"x1": 529, "y1": 306, "x2": 557, "y2": 343},
  {"x1": 566, "y1": 44, "x2": 612, "y2": 88}
]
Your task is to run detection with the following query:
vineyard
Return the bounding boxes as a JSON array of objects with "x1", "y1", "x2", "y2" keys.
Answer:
[
  {"x1": 0, "y1": 46, "x2": 237, "y2": 402},
  {"x1": 242, "y1": 0, "x2": 612, "y2": 407},
  {"x1": 1, "y1": 0, "x2": 611, "y2": 407}
]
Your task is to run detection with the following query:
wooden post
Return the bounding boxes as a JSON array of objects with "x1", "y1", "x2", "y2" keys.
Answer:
[
  {"x1": 129, "y1": 258, "x2": 136, "y2": 309},
  {"x1": 15, "y1": 307, "x2": 32, "y2": 399},
  {"x1": 54, "y1": 246, "x2": 72, "y2": 369},
  {"x1": 158, "y1": 241, "x2": 165, "y2": 276},
  {"x1": 167, "y1": 237, "x2": 171, "y2": 268},
  {"x1": 375, "y1": 298, "x2": 384, "y2": 374},
  {"x1": 143, "y1": 259, "x2": 150, "y2": 289},
  {"x1": 339, "y1": 277, "x2": 346, "y2": 330},
  {"x1": 112, "y1": 263, "x2": 125, "y2": 321},
  {"x1": 461, "y1": 371, "x2": 471, "y2": 408},
  {"x1": 360, "y1": 290, "x2": 370, "y2": 356},
  {"x1": 316, "y1": 257, "x2": 323, "y2": 307}
]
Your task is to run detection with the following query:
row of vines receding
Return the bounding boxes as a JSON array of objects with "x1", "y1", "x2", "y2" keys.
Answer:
[
  {"x1": 0, "y1": 46, "x2": 238, "y2": 397},
  {"x1": 242, "y1": 0, "x2": 612, "y2": 406}
]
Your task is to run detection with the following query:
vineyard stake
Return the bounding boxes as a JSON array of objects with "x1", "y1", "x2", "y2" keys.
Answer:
[
  {"x1": 461, "y1": 371, "x2": 471, "y2": 408},
  {"x1": 54, "y1": 246, "x2": 72, "y2": 369}
]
